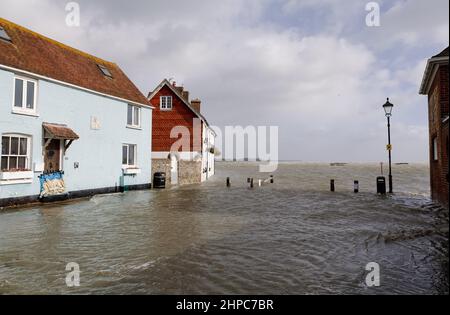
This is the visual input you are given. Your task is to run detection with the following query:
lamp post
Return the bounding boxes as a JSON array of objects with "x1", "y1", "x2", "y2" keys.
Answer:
[{"x1": 383, "y1": 98, "x2": 394, "y2": 193}]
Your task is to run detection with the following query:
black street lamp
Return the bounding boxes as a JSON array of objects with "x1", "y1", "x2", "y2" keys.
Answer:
[{"x1": 383, "y1": 98, "x2": 394, "y2": 193}]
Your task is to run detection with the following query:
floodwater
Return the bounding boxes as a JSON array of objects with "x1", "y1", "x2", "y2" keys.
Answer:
[{"x1": 0, "y1": 162, "x2": 448, "y2": 295}]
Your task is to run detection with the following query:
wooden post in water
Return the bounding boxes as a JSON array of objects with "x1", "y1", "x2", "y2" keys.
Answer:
[
  {"x1": 354, "y1": 180, "x2": 359, "y2": 193},
  {"x1": 270, "y1": 175, "x2": 274, "y2": 184},
  {"x1": 330, "y1": 179, "x2": 335, "y2": 192},
  {"x1": 226, "y1": 177, "x2": 230, "y2": 187},
  {"x1": 250, "y1": 178, "x2": 254, "y2": 188}
]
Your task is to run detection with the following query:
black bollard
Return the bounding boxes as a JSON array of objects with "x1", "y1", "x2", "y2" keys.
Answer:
[
  {"x1": 226, "y1": 177, "x2": 230, "y2": 187},
  {"x1": 330, "y1": 179, "x2": 335, "y2": 192},
  {"x1": 354, "y1": 180, "x2": 359, "y2": 193},
  {"x1": 270, "y1": 175, "x2": 274, "y2": 184}
]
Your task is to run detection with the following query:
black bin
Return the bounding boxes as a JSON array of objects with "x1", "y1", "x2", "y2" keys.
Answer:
[
  {"x1": 377, "y1": 176, "x2": 386, "y2": 195},
  {"x1": 153, "y1": 172, "x2": 166, "y2": 189}
]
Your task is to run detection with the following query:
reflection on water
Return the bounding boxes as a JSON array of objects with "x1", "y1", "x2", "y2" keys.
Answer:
[{"x1": 0, "y1": 162, "x2": 448, "y2": 294}]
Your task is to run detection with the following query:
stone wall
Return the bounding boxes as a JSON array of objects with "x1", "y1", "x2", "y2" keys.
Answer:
[{"x1": 151, "y1": 158, "x2": 202, "y2": 186}]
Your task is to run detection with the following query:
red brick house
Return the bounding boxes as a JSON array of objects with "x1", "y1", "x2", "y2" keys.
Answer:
[
  {"x1": 148, "y1": 79, "x2": 216, "y2": 185},
  {"x1": 419, "y1": 47, "x2": 449, "y2": 209}
]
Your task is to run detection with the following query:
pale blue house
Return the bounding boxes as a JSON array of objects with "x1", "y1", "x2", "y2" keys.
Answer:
[{"x1": 0, "y1": 18, "x2": 153, "y2": 207}]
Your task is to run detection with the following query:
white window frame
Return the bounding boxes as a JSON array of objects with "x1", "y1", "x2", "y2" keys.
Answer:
[
  {"x1": 122, "y1": 144, "x2": 137, "y2": 168},
  {"x1": 127, "y1": 105, "x2": 141, "y2": 128},
  {"x1": 160, "y1": 96, "x2": 173, "y2": 111},
  {"x1": 433, "y1": 137, "x2": 438, "y2": 161},
  {"x1": 1, "y1": 134, "x2": 32, "y2": 172},
  {"x1": 12, "y1": 76, "x2": 38, "y2": 116}
]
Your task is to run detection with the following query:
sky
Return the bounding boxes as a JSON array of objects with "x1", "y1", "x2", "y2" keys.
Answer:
[{"x1": 1, "y1": 0, "x2": 448, "y2": 162}]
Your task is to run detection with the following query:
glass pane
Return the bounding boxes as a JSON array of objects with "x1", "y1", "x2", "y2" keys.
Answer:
[
  {"x1": 14, "y1": 79, "x2": 23, "y2": 107},
  {"x1": 127, "y1": 105, "x2": 133, "y2": 125},
  {"x1": 26, "y1": 81, "x2": 35, "y2": 109},
  {"x1": 9, "y1": 157, "x2": 17, "y2": 170},
  {"x1": 1, "y1": 157, "x2": 7, "y2": 171},
  {"x1": 122, "y1": 145, "x2": 128, "y2": 164},
  {"x1": 10, "y1": 137, "x2": 19, "y2": 155},
  {"x1": 1, "y1": 137, "x2": 9, "y2": 155},
  {"x1": 128, "y1": 145, "x2": 135, "y2": 165},
  {"x1": 18, "y1": 157, "x2": 26, "y2": 169},
  {"x1": 134, "y1": 107, "x2": 140, "y2": 126},
  {"x1": 167, "y1": 97, "x2": 172, "y2": 108},
  {"x1": 161, "y1": 97, "x2": 166, "y2": 109},
  {"x1": 19, "y1": 138, "x2": 27, "y2": 155}
]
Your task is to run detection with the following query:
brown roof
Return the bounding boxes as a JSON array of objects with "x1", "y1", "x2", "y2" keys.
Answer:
[
  {"x1": 0, "y1": 18, "x2": 149, "y2": 106},
  {"x1": 43, "y1": 123, "x2": 79, "y2": 140},
  {"x1": 433, "y1": 47, "x2": 449, "y2": 58}
]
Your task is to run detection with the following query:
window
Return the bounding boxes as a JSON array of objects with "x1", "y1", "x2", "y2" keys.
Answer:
[
  {"x1": 0, "y1": 26, "x2": 11, "y2": 42},
  {"x1": 127, "y1": 105, "x2": 141, "y2": 127},
  {"x1": 98, "y1": 64, "x2": 113, "y2": 78},
  {"x1": 122, "y1": 144, "x2": 137, "y2": 167},
  {"x1": 160, "y1": 96, "x2": 173, "y2": 110},
  {"x1": 433, "y1": 137, "x2": 438, "y2": 161},
  {"x1": 1, "y1": 135, "x2": 31, "y2": 171},
  {"x1": 13, "y1": 76, "x2": 37, "y2": 114}
]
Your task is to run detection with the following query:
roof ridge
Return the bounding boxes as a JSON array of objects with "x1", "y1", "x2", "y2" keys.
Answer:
[{"x1": 0, "y1": 17, "x2": 115, "y2": 66}]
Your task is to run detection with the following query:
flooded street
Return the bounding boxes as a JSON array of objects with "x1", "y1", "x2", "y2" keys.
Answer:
[{"x1": 0, "y1": 162, "x2": 448, "y2": 295}]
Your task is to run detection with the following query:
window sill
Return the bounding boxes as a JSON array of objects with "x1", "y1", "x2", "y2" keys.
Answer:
[
  {"x1": 126, "y1": 125, "x2": 142, "y2": 130},
  {"x1": 0, "y1": 171, "x2": 34, "y2": 185},
  {"x1": 122, "y1": 167, "x2": 141, "y2": 175},
  {"x1": 160, "y1": 108, "x2": 173, "y2": 112},
  {"x1": 11, "y1": 110, "x2": 39, "y2": 117}
]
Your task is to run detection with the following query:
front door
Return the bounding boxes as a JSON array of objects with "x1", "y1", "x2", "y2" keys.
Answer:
[{"x1": 44, "y1": 139, "x2": 61, "y2": 172}]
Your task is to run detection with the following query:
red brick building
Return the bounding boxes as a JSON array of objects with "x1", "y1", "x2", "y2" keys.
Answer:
[
  {"x1": 148, "y1": 79, "x2": 216, "y2": 185},
  {"x1": 419, "y1": 47, "x2": 449, "y2": 209}
]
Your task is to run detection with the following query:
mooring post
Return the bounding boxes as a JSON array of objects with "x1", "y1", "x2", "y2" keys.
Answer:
[
  {"x1": 330, "y1": 179, "x2": 335, "y2": 192},
  {"x1": 247, "y1": 178, "x2": 251, "y2": 183},
  {"x1": 354, "y1": 180, "x2": 359, "y2": 193},
  {"x1": 250, "y1": 178, "x2": 254, "y2": 188},
  {"x1": 270, "y1": 175, "x2": 274, "y2": 184},
  {"x1": 226, "y1": 177, "x2": 230, "y2": 187}
]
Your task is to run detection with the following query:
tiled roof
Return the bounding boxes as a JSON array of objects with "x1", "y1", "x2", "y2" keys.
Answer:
[
  {"x1": 0, "y1": 18, "x2": 149, "y2": 106},
  {"x1": 43, "y1": 123, "x2": 79, "y2": 140},
  {"x1": 433, "y1": 47, "x2": 449, "y2": 58}
]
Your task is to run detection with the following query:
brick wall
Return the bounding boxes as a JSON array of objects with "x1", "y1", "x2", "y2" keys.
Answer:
[
  {"x1": 150, "y1": 84, "x2": 202, "y2": 152},
  {"x1": 428, "y1": 65, "x2": 449, "y2": 209}
]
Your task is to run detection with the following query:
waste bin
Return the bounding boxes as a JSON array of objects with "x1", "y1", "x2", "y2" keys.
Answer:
[
  {"x1": 377, "y1": 176, "x2": 386, "y2": 195},
  {"x1": 153, "y1": 172, "x2": 166, "y2": 189}
]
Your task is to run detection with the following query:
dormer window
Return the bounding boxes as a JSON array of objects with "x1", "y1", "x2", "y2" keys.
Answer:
[
  {"x1": 0, "y1": 26, "x2": 11, "y2": 42},
  {"x1": 98, "y1": 64, "x2": 113, "y2": 78},
  {"x1": 160, "y1": 96, "x2": 173, "y2": 110}
]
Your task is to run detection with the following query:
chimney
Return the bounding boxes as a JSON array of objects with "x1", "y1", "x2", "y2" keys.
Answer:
[
  {"x1": 182, "y1": 90, "x2": 190, "y2": 102},
  {"x1": 191, "y1": 98, "x2": 201, "y2": 113}
]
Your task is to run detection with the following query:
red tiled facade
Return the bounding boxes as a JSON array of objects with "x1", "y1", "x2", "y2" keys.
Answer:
[{"x1": 149, "y1": 84, "x2": 202, "y2": 152}]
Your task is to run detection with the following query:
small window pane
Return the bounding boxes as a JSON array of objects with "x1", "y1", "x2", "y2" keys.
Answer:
[
  {"x1": 14, "y1": 79, "x2": 23, "y2": 107},
  {"x1": 127, "y1": 105, "x2": 133, "y2": 125},
  {"x1": 128, "y1": 145, "x2": 135, "y2": 165},
  {"x1": 9, "y1": 157, "x2": 17, "y2": 170},
  {"x1": 122, "y1": 145, "x2": 128, "y2": 165},
  {"x1": 1, "y1": 157, "x2": 8, "y2": 170},
  {"x1": 134, "y1": 107, "x2": 140, "y2": 126},
  {"x1": 26, "y1": 81, "x2": 35, "y2": 109},
  {"x1": 19, "y1": 138, "x2": 28, "y2": 155},
  {"x1": 18, "y1": 157, "x2": 26, "y2": 169},
  {"x1": 167, "y1": 97, "x2": 172, "y2": 108},
  {"x1": 2, "y1": 137, "x2": 9, "y2": 155},
  {"x1": 10, "y1": 137, "x2": 19, "y2": 155}
]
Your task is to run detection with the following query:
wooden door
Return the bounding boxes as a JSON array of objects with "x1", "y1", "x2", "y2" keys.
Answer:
[{"x1": 44, "y1": 139, "x2": 61, "y2": 172}]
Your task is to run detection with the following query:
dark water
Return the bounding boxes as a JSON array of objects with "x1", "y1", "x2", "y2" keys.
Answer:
[{"x1": 0, "y1": 162, "x2": 448, "y2": 295}]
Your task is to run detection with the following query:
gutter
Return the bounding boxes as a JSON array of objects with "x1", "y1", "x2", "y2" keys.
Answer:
[{"x1": 419, "y1": 56, "x2": 449, "y2": 95}]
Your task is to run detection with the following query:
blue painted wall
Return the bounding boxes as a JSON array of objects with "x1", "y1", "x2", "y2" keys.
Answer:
[{"x1": 0, "y1": 68, "x2": 152, "y2": 200}]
